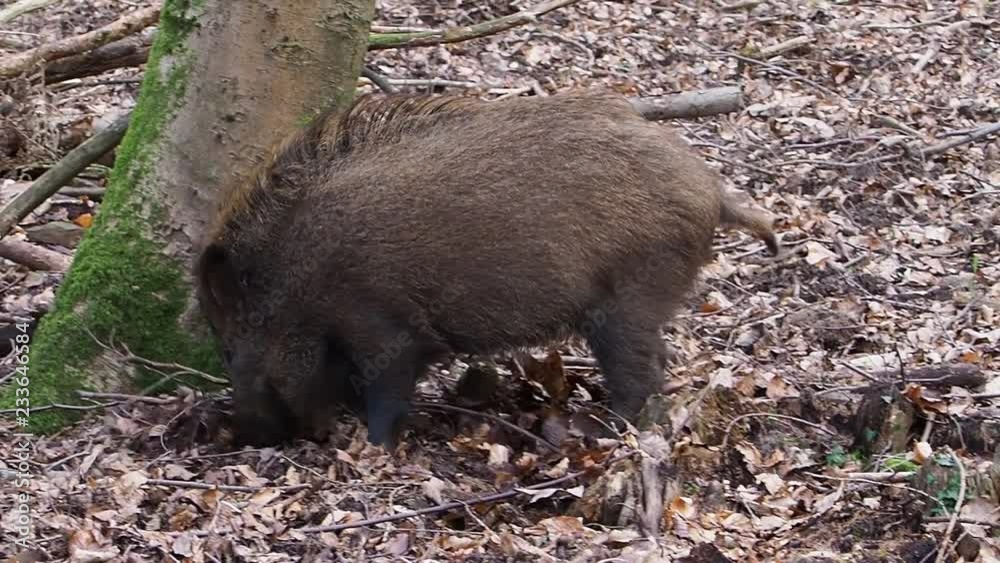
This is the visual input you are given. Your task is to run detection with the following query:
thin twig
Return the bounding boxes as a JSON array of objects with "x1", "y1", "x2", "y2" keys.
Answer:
[
  {"x1": 77, "y1": 390, "x2": 176, "y2": 405},
  {"x1": 298, "y1": 449, "x2": 636, "y2": 533},
  {"x1": 367, "y1": 0, "x2": 580, "y2": 51},
  {"x1": 84, "y1": 327, "x2": 228, "y2": 386},
  {"x1": 921, "y1": 122, "x2": 1000, "y2": 157},
  {"x1": 145, "y1": 478, "x2": 310, "y2": 494},
  {"x1": 864, "y1": 11, "x2": 958, "y2": 30},
  {"x1": 805, "y1": 472, "x2": 946, "y2": 510},
  {"x1": 721, "y1": 413, "x2": 835, "y2": 449},
  {"x1": 836, "y1": 360, "x2": 881, "y2": 383},
  {"x1": 0, "y1": 401, "x2": 114, "y2": 415},
  {"x1": 412, "y1": 401, "x2": 559, "y2": 451},
  {"x1": 697, "y1": 41, "x2": 838, "y2": 97}
]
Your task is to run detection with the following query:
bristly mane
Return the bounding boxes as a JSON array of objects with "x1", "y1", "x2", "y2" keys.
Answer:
[{"x1": 210, "y1": 94, "x2": 483, "y2": 238}]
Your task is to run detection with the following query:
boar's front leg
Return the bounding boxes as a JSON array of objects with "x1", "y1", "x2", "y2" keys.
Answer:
[
  {"x1": 341, "y1": 308, "x2": 444, "y2": 447},
  {"x1": 362, "y1": 362, "x2": 417, "y2": 447}
]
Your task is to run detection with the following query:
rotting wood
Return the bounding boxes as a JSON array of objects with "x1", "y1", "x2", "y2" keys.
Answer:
[
  {"x1": 0, "y1": 6, "x2": 159, "y2": 79},
  {"x1": 44, "y1": 30, "x2": 155, "y2": 84},
  {"x1": 0, "y1": 238, "x2": 71, "y2": 271}
]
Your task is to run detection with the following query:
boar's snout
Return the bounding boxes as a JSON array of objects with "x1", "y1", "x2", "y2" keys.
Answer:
[
  {"x1": 230, "y1": 370, "x2": 297, "y2": 447},
  {"x1": 233, "y1": 411, "x2": 295, "y2": 446}
]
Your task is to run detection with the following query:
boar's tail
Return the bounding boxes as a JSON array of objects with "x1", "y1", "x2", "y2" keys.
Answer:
[{"x1": 719, "y1": 195, "x2": 780, "y2": 255}]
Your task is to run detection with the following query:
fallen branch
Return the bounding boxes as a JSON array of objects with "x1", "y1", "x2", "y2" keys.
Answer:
[
  {"x1": 819, "y1": 364, "x2": 986, "y2": 397},
  {"x1": 38, "y1": 0, "x2": 577, "y2": 82},
  {"x1": 44, "y1": 30, "x2": 155, "y2": 84},
  {"x1": 880, "y1": 364, "x2": 983, "y2": 387},
  {"x1": 299, "y1": 449, "x2": 636, "y2": 533},
  {"x1": 841, "y1": 471, "x2": 915, "y2": 483},
  {"x1": 360, "y1": 66, "x2": 396, "y2": 94},
  {"x1": 0, "y1": 112, "x2": 130, "y2": 239},
  {"x1": 921, "y1": 122, "x2": 1000, "y2": 157},
  {"x1": 759, "y1": 36, "x2": 812, "y2": 59},
  {"x1": 718, "y1": 0, "x2": 764, "y2": 11},
  {"x1": 0, "y1": 6, "x2": 160, "y2": 79},
  {"x1": 629, "y1": 86, "x2": 743, "y2": 120},
  {"x1": 59, "y1": 186, "x2": 106, "y2": 200},
  {"x1": 386, "y1": 78, "x2": 483, "y2": 89},
  {"x1": 0, "y1": 0, "x2": 61, "y2": 26},
  {"x1": 367, "y1": 0, "x2": 579, "y2": 50},
  {"x1": 0, "y1": 239, "x2": 71, "y2": 270},
  {"x1": 911, "y1": 41, "x2": 940, "y2": 75}
]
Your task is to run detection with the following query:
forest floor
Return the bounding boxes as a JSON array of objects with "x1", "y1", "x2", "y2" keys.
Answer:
[{"x1": 2, "y1": 0, "x2": 1000, "y2": 561}]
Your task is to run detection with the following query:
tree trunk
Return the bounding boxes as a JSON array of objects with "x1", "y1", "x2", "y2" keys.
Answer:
[{"x1": 3, "y1": 0, "x2": 375, "y2": 432}]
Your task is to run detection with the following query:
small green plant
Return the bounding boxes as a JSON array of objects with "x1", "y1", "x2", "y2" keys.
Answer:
[
  {"x1": 883, "y1": 456, "x2": 919, "y2": 473},
  {"x1": 826, "y1": 445, "x2": 848, "y2": 468},
  {"x1": 826, "y1": 446, "x2": 866, "y2": 468},
  {"x1": 971, "y1": 253, "x2": 982, "y2": 274},
  {"x1": 931, "y1": 473, "x2": 963, "y2": 516}
]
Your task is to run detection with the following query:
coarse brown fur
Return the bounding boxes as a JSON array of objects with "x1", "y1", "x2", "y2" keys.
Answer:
[{"x1": 196, "y1": 91, "x2": 780, "y2": 447}]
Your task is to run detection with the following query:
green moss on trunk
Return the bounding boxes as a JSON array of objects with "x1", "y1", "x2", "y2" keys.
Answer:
[{"x1": 0, "y1": 0, "x2": 223, "y2": 432}]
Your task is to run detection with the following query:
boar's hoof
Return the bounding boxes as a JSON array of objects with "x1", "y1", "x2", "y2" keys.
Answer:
[
  {"x1": 366, "y1": 398, "x2": 411, "y2": 448},
  {"x1": 233, "y1": 416, "x2": 296, "y2": 447}
]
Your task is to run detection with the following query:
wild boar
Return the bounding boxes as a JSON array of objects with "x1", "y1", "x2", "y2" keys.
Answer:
[{"x1": 195, "y1": 91, "x2": 779, "y2": 447}]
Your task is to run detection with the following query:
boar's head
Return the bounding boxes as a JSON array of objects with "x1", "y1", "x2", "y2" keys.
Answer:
[
  {"x1": 195, "y1": 237, "x2": 331, "y2": 445},
  {"x1": 194, "y1": 133, "x2": 357, "y2": 446}
]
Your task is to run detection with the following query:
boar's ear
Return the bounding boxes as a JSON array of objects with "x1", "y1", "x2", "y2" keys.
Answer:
[{"x1": 196, "y1": 243, "x2": 238, "y2": 316}]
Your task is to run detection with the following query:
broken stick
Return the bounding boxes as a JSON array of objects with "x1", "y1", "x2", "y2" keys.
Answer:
[
  {"x1": 0, "y1": 113, "x2": 130, "y2": 240},
  {"x1": 629, "y1": 86, "x2": 743, "y2": 120},
  {"x1": 0, "y1": 238, "x2": 71, "y2": 271}
]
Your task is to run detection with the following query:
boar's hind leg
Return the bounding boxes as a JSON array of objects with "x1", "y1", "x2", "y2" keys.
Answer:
[{"x1": 585, "y1": 307, "x2": 665, "y2": 421}]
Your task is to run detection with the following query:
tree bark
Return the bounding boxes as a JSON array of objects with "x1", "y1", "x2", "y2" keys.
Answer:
[{"x1": 3, "y1": 0, "x2": 375, "y2": 432}]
